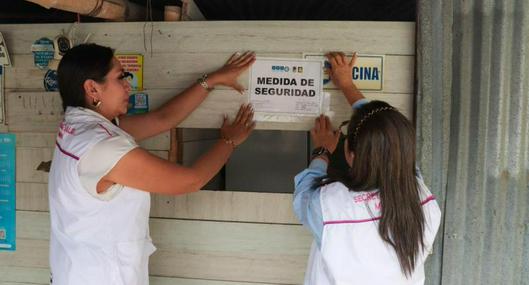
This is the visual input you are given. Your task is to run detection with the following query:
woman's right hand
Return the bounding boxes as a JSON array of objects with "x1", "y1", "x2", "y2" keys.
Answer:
[
  {"x1": 311, "y1": 114, "x2": 340, "y2": 154},
  {"x1": 326, "y1": 52, "x2": 357, "y2": 91},
  {"x1": 208, "y1": 52, "x2": 256, "y2": 94},
  {"x1": 326, "y1": 52, "x2": 365, "y2": 106},
  {"x1": 220, "y1": 104, "x2": 255, "y2": 147}
]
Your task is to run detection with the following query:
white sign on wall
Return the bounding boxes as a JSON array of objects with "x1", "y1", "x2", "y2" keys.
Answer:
[
  {"x1": 249, "y1": 58, "x2": 323, "y2": 117},
  {"x1": 0, "y1": 33, "x2": 11, "y2": 66},
  {"x1": 304, "y1": 53, "x2": 384, "y2": 91}
]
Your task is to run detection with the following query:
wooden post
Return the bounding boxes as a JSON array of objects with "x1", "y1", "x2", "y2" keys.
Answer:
[{"x1": 168, "y1": 128, "x2": 183, "y2": 164}]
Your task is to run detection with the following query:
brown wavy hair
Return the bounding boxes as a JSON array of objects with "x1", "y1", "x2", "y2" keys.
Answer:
[{"x1": 321, "y1": 100, "x2": 425, "y2": 277}]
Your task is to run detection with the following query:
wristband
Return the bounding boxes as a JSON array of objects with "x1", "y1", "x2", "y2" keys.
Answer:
[
  {"x1": 222, "y1": 137, "x2": 236, "y2": 148},
  {"x1": 197, "y1": 74, "x2": 213, "y2": 91},
  {"x1": 311, "y1": 147, "x2": 331, "y2": 161}
]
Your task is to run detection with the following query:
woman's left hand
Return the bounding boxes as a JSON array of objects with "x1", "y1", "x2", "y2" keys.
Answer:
[
  {"x1": 220, "y1": 104, "x2": 255, "y2": 147},
  {"x1": 208, "y1": 51, "x2": 256, "y2": 94},
  {"x1": 311, "y1": 115, "x2": 340, "y2": 153},
  {"x1": 326, "y1": 52, "x2": 357, "y2": 91}
]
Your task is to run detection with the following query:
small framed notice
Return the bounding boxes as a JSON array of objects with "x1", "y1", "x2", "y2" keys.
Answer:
[{"x1": 116, "y1": 54, "x2": 144, "y2": 91}]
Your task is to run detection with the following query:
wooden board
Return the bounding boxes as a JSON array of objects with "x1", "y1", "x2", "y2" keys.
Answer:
[
  {"x1": 14, "y1": 132, "x2": 169, "y2": 151},
  {"x1": 6, "y1": 90, "x2": 413, "y2": 132},
  {"x1": 4, "y1": 53, "x2": 414, "y2": 94},
  {"x1": 0, "y1": 211, "x2": 311, "y2": 284},
  {"x1": 16, "y1": 147, "x2": 167, "y2": 183},
  {"x1": 0, "y1": 22, "x2": 415, "y2": 55},
  {"x1": 16, "y1": 182, "x2": 300, "y2": 224},
  {"x1": 0, "y1": 267, "x2": 278, "y2": 285},
  {"x1": 14, "y1": 137, "x2": 300, "y2": 224}
]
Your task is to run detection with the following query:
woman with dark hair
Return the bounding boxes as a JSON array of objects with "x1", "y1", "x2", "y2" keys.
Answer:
[
  {"x1": 49, "y1": 43, "x2": 256, "y2": 285},
  {"x1": 294, "y1": 52, "x2": 441, "y2": 284}
]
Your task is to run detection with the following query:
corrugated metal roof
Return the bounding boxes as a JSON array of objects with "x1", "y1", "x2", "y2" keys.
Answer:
[{"x1": 417, "y1": 0, "x2": 529, "y2": 284}]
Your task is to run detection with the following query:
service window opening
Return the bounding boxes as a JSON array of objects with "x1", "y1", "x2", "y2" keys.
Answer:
[{"x1": 180, "y1": 128, "x2": 310, "y2": 193}]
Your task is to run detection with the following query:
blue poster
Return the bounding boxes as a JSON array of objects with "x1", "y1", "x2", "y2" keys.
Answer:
[
  {"x1": 127, "y1": 93, "x2": 149, "y2": 115},
  {"x1": 0, "y1": 134, "x2": 16, "y2": 251}
]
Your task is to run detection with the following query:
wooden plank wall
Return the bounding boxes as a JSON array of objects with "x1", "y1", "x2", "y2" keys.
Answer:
[{"x1": 0, "y1": 21, "x2": 415, "y2": 284}]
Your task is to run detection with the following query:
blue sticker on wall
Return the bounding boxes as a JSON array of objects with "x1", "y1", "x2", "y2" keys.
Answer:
[
  {"x1": 127, "y1": 93, "x2": 149, "y2": 115},
  {"x1": 31, "y1": 38, "x2": 55, "y2": 70},
  {"x1": 44, "y1": 69, "x2": 59, "y2": 91},
  {"x1": 0, "y1": 134, "x2": 16, "y2": 251},
  {"x1": 323, "y1": 60, "x2": 331, "y2": 85}
]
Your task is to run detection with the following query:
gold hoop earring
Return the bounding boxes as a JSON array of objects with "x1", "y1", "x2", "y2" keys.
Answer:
[{"x1": 93, "y1": 100, "x2": 102, "y2": 109}]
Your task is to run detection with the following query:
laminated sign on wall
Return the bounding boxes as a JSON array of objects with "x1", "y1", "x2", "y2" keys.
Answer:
[
  {"x1": 0, "y1": 134, "x2": 16, "y2": 251},
  {"x1": 304, "y1": 53, "x2": 384, "y2": 91},
  {"x1": 128, "y1": 93, "x2": 149, "y2": 114},
  {"x1": 116, "y1": 54, "x2": 144, "y2": 91},
  {"x1": 249, "y1": 58, "x2": 323, "y2": 118}
]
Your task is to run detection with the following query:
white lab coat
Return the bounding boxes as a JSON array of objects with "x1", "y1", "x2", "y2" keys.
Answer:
[{"x1": 48, "y1": 107, "x2": 156, "y2": 285}]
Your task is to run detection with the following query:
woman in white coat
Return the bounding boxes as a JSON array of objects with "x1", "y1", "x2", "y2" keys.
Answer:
[
  {"x1": 50, "y1": 43, "x2": 255, "y2": 285},
  {"x1": 294, "y1": 53, "x2": 442, "y2": 284}
]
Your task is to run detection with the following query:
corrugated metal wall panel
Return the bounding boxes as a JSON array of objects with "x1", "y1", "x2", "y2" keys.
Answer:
[
  {"x1": 418, "y1": 0, "x2": 529, "y2": 284},
  {"x1": 416, "y1": 0, "x2": 453, "y2": 283}
]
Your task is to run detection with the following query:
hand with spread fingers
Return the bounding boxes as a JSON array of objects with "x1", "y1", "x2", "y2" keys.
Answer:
[
  {"x1": 220, "y1": 104, "x2": 255, "y2": 147},
  {"x1": 209, "y1": 51, "x2": 256, "y2": 94},
  {"x1": 311, "y1": 114, "x2": 340, "y2": 154},
  {"x1": 326, "y1": 52, "x2": 357, "y2": 91},
  {"x1": 326, "y1": 51, "x2": 365, "y2": 106}
]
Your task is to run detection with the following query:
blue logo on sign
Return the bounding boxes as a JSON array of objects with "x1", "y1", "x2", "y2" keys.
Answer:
[
  {"x1": 44, "y1": 69, "x2": 59, "y2": 91},
  {"x1": 271, "y1": 65, "x2": 290, "y2": 72},
  {"x1": 323, "y1": 61, "x2": 332, "y2": 85}
]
